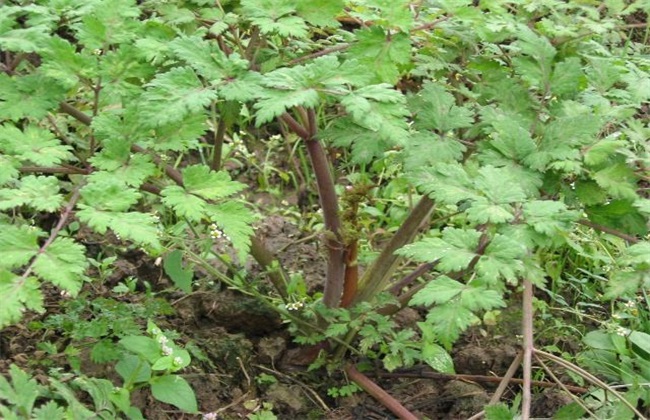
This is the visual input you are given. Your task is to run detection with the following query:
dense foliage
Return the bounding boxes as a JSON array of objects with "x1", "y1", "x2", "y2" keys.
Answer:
[{"x1": 1, "y1": 0, "x2": 649, "y2": 417}]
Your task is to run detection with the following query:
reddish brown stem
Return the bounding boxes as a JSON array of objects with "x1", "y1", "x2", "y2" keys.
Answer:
[
  {"x1": 577, "y1": 219, "x2": 639, "y2": 243},
  {"x1": 340, "y1": 240, "x2": 358, "y2": 308},
  {"x1": 282, "y1": 110, "x2": 345, "y2": 307},
  {"x1": 345, "y1": 364, "x2": 419, "y2": 420}
]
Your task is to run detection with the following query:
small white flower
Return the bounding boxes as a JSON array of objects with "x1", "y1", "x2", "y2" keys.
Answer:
[
  {"x1": 616, "y1": 326, "x2": 629, "y2": 337},
  {"x1": 157, "y1": 335, "x2": 168, "y2": 344},
  {"x1": 202, "y1": 413, "x2": 218, "y2": 420},
  {"x1": 173, "y1": 357, "x2": 183, "y2": 365},
  {"x1": 625, "y1": 300, "x2": 636, "y2": 309},
  {"x1": 162, "y1": 344, "x2": 173, "y2": 356}
]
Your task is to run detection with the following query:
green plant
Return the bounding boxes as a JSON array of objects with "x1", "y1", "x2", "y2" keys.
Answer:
[
  {"x1": 0, "y1": 364, "x2": 142, "y2": 419},
  {"x1": 116, "y1": 320, "x2": 198, "y2": 413}
]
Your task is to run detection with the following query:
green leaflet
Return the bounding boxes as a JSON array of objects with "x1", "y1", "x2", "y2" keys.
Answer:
[
  {"x1": 241, "y1": 0, "x2": 308, "y2": 37},
  {"x1": 138, "y1": 67, "x2": 218, "y2": 127}
]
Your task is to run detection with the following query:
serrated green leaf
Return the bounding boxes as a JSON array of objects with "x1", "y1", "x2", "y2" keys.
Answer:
[
  {"x1": 410, "y1": 82, "x2": 474, "y2": 132},
  {"x1": 404, "y1": 132, "x2": 466, "y2": 168},
  {"x1": 183, "y1": 165, "x2": 246, "y2": 200},
  {"x1": 207, "y1": 201, "x2": 255, "y2": 261},
  {"x1": 32, "y1": 400, "x2": 66, "y2": 419},
  {"x1": 586, "y1": 199, "x2": 648, "y2": 237},
  {"x1": 476, "y1": 234, "x2": 526, "y2": 284},
  {"x1": 398, "y1": 228, "x2": 481, "y2": 272},
  {"x1": 0, "y1": 25, "x2": 49, "y2": 52},
  {"x1": 149, "y1": 113, "x2": 208, "y2": 152},
  {"x1": 483, "y1": 111, "x2": 536, "y2": 162},
  {"x1": 295, "y1": 0, "x2": 343, "y2": 27},
  {"x1": 76, "y1": 207, "x2": 161, "y2": 247},
  {"x1": 347, "y1": 27, "x2": 411, "y2": 84},
  {"x1": 550, "y1": 57, "x2": 585, "y2": 98},
  {"x1": 484, "y1": 403, "x2": 513, "y2": 420},
  {"x1": 80, "y1": 180, "x2": 141, "y2": 212},
  {"x1": 409, "y1": 276, "x2": 464, "y2": 306},
  {"x1": 411, "y1": 163, "x2": 480, "y2": 205},
  {"x1": 424, "y1": 304, "x2": 480, "y2": 349},
  {"x1": 460, "y1": 286, "x2": 506, "y2": 311},
  {"x1": 0, "y1": 155, "x2": 20, "y2": 185},
  {"x1": 621, "y1": 242, "x2": 650, "y2": 267},
  {"x1": 139, "y1": 67, "x2": 217, "y2": 127},
  {"x1": 169, "y1": 35, "x2": 230, "y2": 81},
  {"x1": 39, "y1": 37, "x2": 96, "y2": 89},
  {"x1": 150, "y1": 375, "x2": 198, "y2": 413},
  {"x1": 0, "y1": 175, "x2": 63, "y2": 212},
  {"x1": 0, "y1": 73, "x2": 66, "y2": 121},
  {"x1": 241, "y1": 0, "x2": 307, "y2": 37},
  {"x1": 0, "y1": 124, "x2": 73, "y2": 166},
  {"x1": 523, "y1": 200, "x2": 579, "y2": 236},
  {"x1": 593, "y1": 162, "x2": 638, "y2": 200},
  {"x1": 574, "y1": 180, "x2": 607, "y2": 206},
  {"x1": 475, "y1": 166, "x2": 528, "y2": 204},
  {"x1": 32, "y1": 237, "x2": 88, "y2": 295},
  {"x1": 0, "y1": 224, "x2": 41, "y2": 269},
  {"x1": 161, "y1": 186, "x2": 208, "y2": 222},
  {"x1": 584, "y1": 139, "x2": 627, "y2": 166},
  {"x1": 466, "y1": 199, "x2": 516, "y2": 224},
  {"x1": 635, "y1": 199, "x2": 650, "y2": 215},
  {"x1": 0, "y1": 272, "x2": 44, "y2": 328}
]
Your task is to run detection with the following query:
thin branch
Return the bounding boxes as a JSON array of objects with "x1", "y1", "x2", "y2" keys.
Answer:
[
  {"x1": 388, "y1": 261, "x2": 436, "y2": 295},
  {"x1": 19, "y1": 166, "x2": 89, "y2": 175},
  {"x1": 287, "y1": 44, "x2": 350, "y2": 66},
  {"x1": 345, "y1": 364, "x2": 419, "y2": 420},
  {"x1": 21, "y1": 186, "x2": 82, "y2": 280},
  {"x1": 534, "y1": 349, "x2": 646, "y2": 419},
  {"x1": 534, "y1": 354, "x2": 597, "y2": 418},
  {"x1": 59, "y1": 102, "x2": 92, "y2": 125},
  {"x1": 577, "y1": 219, "x2": 640, "y2": 243},
  {"x1": 374, "y1": 364, "x2": 588, "y2": 394},
  {"x1": 280, "y1": 113, "x2": 310, "y2": 139}
]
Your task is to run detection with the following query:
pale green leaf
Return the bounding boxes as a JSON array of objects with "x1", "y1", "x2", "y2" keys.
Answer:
[
  {"x1": 150, "y1": 375, "x2": 198, "y2": 413},
  {"x1": 409, "y1": 276, "x2": 464, "y2": 306},
  {"x1": 398, "y1": 228, "x2": 481, "y2": 272},
  {"x1": 183, "y1": 165, "x2": 246, "y2": 200},
  {"x1": 207, "y1": 201, "x2": 255, "y2": 261},
  {"x1": 161, "y1": 186, "x2": 209, "y2": 222},
  {"x1": 0, "y1": 272, "x2": 43, "y2": 328},
  {"x1": 77, "y1": 207, "x2": 161, "y2": 248},
  {"x1": 409, "y1": 82, "x2": 474, "y2": 132},
  {"x1": 139, "y1": 67, "x2": 217, "y2": 127},
  {"x1": 0, "y1": 73, "x2": 66, "y2": 121},
  {"x1": 0, "y1": 175, "x2": 63, "y2": 212},
  {"x1": 80, "y1": 180, "x2": 141, "y2": 212},
  {"x1": 0, "y1": 224, "x2": 41, "y2": 269},
  {"x1": 32, "y1": 237, "x2": 88, "y2": 295},
  {"x1": 295, "y1": 0, "x2": 343, "y2": 27},
  {"x1": 593, "y1": 162, "x2": 638, "y2": 200},
  {"x1": 0, "y1": 124, "x2": 73, "y2": 166},
  {"x1": 460, "y1": 286, "x2": 506, "y2": 311},
  {"x1": 424, "y1": 304, "x2": 480, "y2": 349}
]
